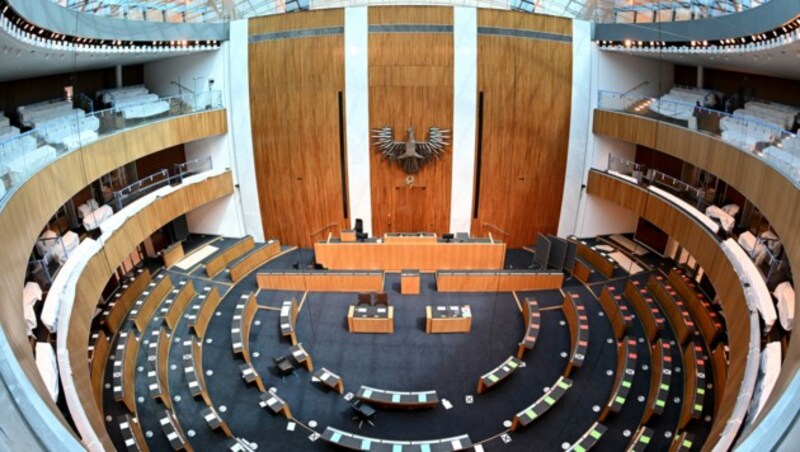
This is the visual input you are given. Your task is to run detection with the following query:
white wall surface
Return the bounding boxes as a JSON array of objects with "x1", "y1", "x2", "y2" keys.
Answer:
[
  {"x1": 566, "y1": 44, "x2": 674, "y2": 238},
  {"x1": 144, "y1": 26, "x2": 265, "y2": 241}
]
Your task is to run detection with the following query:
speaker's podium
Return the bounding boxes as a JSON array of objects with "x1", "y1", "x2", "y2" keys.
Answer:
[
  {"x1": 401, "y1": 269, "x2": 420, "y2": 295},
  {"x1": 316, "y1": 232, "x2": 506, "y2": 272}
]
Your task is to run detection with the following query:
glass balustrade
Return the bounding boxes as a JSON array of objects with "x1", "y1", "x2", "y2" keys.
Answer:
[
  {"x1": 598, "y1": 90, "x2": 800, "y2": 189},
  {"x1": 50, "y1": 0, "x2": 768, "y2": 23},
  {"x1": 0, "y1": 90, "x2": 223, "y2": 203}
]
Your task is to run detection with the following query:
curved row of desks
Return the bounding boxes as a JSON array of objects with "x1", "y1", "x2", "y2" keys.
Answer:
[
  {"x1": 321, "y1": 427, "x2": 472, "y2": 451},
  {"x1": 593, "y1": 109, "x2": 795, "y2": 447},
  {"x1": 587, "y1": 169, "x2": 760, "y2": 448},
  {"x1": 355, "y1": 386, "x2": 439, "y2": 409},
  {"x1": 50, "y1": 169, "x2": 234, "y2": 449}
]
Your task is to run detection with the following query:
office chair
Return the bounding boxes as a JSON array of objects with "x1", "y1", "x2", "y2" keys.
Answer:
[
  {"x1": 350, "y1": 399, "x2": 376, "y2": 429},
  {"x1": 374, "y1": 292, "x2": 388, "y2": 307},
  {"x1": 443, "y1": 233, "x2": 454, "y2": 242},
  {"x1": 357, "y1": 293, "x2": 372, "y2": 306},
  {"x1": 354, "y1": 218, "x2": 364, "y2": 234},
  {"x1": 273, "y1": 356, "x2": 294, "y2": 381},
  {"x1": 356, "y1": 232, "x2": 368, "y2": 242}
]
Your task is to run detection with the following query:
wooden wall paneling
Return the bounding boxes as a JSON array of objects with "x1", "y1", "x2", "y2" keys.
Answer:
[
  {"x1": 475, "y1": 31, "x2": 572, "y2": 247},
  {"x1": 368, "y1": 31, "x2": 454, "y2": 236},
  {"x1": 90, "y1": 331, "x2": 110, "y2": 413},
  {"x1": 249, "y1": 32, "x2": 347, "y2": 247},
  {"x1": 368, "y1": 6, "x2": 454, "y2": 25},
  {"x1": 248, "y1": 9, "x2": 344, "y2": 35},
  {"x1": 477, "y1": 9, "x2": 572, "y2": 36}
]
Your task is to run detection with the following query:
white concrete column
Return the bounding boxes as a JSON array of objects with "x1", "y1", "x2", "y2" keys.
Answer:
[
  {"x1": 449, "y1": 6, "x2": 478, "y2": 234},
  {"x1": 558, "y1": 19, "x2": 593, "y2": 237},
  {"x1": 344, "y1": 7, "x2": 373, "y2": 235}
]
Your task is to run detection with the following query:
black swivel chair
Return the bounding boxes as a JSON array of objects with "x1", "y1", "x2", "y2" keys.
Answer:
[
  {"x1": 354, "y1": 218, "x2": 364, "y2": 234},
  {"x1": 357, "y1": 293, "x2": 372, "y2": 306},
  {"x1": 374, "y1": 292, "x2": 389, "y2": 307},
  {"x1": 273, "y1": 356, "x2": 294, "y2": 381},
  {"x1": 350, "y1": 399, "x2": 376, "y2": 429}
]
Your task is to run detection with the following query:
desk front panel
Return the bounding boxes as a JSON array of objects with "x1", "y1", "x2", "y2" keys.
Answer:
[
  {"x1": 436, "y1": 272, "x2": 563, "y2": 292},
  {"x1": 315, "y1": 242, "x2": 506, "y2": 271}
]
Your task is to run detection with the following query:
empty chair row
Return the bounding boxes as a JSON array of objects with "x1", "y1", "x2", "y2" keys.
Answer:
[{"x1": 600, "y1": 337, "x2": 638, "y2": 421}]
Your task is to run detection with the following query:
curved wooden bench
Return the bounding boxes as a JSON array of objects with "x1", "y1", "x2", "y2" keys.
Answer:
[
  {"x1": 641, "y1": 339, "x2": 672, "y2": 424},
  {"x1": 668, "y1": 431, "x2": 694, "y2": 452},
  {"x1": 598, "y1": 285, "x2": 631, "y2": 340},
  {"x1": 679, "y1": 342, "x2": 707, "y2": 429},
  {"x1": 517, "y1": 297, "x2": 541, "y2": 359},
  {"x1": 567, "y1": 421, "x2": 607, "y2": 452},
  {"x1": 626, "y1": 425, "x2": 654, "y2": 452},
  {"x1": 106, "y1": 269, "x2": 151, "y2": 335},
  {"x1": 280, "y1": 299, "x2": 298, "y2": 345},
  {"x1": 148, "y1": 328, "x2": 173, "y2": 409},
  {"x1": 669, "y1": 268, "x2": 724, "y2": 347},
  {"x1": 189, "y1": 287, "x2": 222, "y2": 339},
  {"x1": 511, "y1": 376, "x2": 572, "y2": 431},
  {"x1": 164, "y1": 280, "x2": 196, "y2": 331},
  {"x1": 90, "y1": 330, "x2": 110, "y2": 413},
  {"x1": 132, "y1": 275, "x2": 173, "y2": 333},
  {"x1": 118, "y1": 413, "x2": 150, "y2": 452},
  {"x1": 229, "y1": 240, "x2": 281, "y2": 283},
  {"x1": 600, "y1": 337, "x2": 637, "y2": 421},
  {"x1": 206, "y1": 236, "x2": 255, "y2": 278},
  {"x1": 231, "y1": 292, "x2": 258, "y2": 361},
  {"x1": 158, "y1": 409, "x2": 193, "y2": 451},
  {"x1": 321, "y1": 427, "x2": 472, "y2": 451},
  {"x1": 185, "y1": 336, "x2": 212, "y2": 406},
  {"x1": 477, "y1": 356, "x2": 524, "y2": 394},
  {"x1": 647, "y1": 275, "x2": 695, "y2": 346},
  {"x1": 199, "y1": 405, "x2": 233, "y2": 437},
  {"x1": 112, "y1": 331, "x2": 140, "y2": 413},
  {"x1": 563, "y1": 290, "x2": 589, "y2": 376},
  {"x1": 624, "y1": 280, "x2": 661, "y2": 343},
  {"x1": 574, "y1": 239, "x2": 616, "y2": 278},
  {"x1": 712, "y1": 343, "x2": 728, "y2": 416},
  {"x1": 355, "y1": 385, "x2": 439, "y2": 409}
]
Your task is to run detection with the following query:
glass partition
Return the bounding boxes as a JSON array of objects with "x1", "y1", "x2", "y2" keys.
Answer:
[
  {"x1": 52, "y1": 0, "x2": 769, "y2": 23},
  {"x1": 598, "y1": 90, "x2": 800, "y2": 188},
  {"x1": 0, "y1": 90, "x2": 223, "y2": 203}
]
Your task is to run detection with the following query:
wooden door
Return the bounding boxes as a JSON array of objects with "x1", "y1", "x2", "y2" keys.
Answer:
[{"x1": 393, "y1": 186, "x2": 429, "y2": 232}]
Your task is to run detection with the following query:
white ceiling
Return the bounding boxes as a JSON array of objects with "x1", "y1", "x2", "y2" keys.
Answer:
[
  {"x1": 0, "y1": 28, "x2": 209, "y2": 82},
  {"x1": 612, "y1": 39, "x2": 800, "y2": 81}
]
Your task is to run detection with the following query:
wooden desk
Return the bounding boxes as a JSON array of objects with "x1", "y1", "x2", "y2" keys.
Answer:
[
  {"x1": 401, "y1": 269, "x2": 420, "y2": 295},
  {"x1": 347, "y1": 305, "x2": 394, "y2": 333},
  {"x1": 314, "y1": 239, "x2": 505, "y2": 271},
  {"x1": 383, "y1": 233, "x2": 438, "y2": 244},
  {"x1": 161, "y1": 242, "x2": 184, "y2": 268},
  {"x1": 257, "y1": 271, "x2": 384, "y2": 292},
  {"x1": 426, "y1": 305, "x2": 472, "y2": 333},
  {"x1": 341, "y1": 230, "x2": 356, "y2": 242},
  {"x1": 436, "y1": 270, "x2": 564, "y2": 292},
  {"x1": 313, "y1": 367, "x2": 344, "y2": 394}
]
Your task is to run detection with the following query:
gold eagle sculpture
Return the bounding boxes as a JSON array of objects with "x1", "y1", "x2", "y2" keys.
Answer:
[{"x1": 372, "y1": 126, "x2": 449, "y2": 174}]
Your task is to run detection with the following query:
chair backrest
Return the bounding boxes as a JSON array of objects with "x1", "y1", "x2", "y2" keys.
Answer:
[
  {"x1": 354, "y1": 218, "x2": 364, "y2": 234},
  {"x1": 374, "y1": 292, "x2": 388, "y2": 306},
  {"x1": 357, "y1": 293, "x2": 372, "y2": 306}
]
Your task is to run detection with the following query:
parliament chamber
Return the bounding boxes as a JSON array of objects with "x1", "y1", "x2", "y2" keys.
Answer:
[{"x1": 1, "y1": 0, "x2": 800, "y2": 451}]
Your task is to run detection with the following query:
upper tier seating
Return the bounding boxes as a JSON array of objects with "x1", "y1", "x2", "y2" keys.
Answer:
[
  {"x1": 106, "y1": 86, "x2": 170, "y2": 120},
  {"x1": 648, "y1": 87, "x2": 718, "y2": 121}
]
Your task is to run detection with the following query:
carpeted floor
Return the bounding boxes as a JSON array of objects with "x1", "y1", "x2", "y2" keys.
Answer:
[{"x1": 100, "y1": 243, "x2": 714, "y2": 451}]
